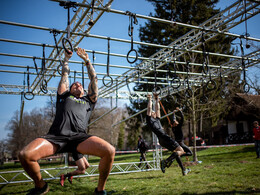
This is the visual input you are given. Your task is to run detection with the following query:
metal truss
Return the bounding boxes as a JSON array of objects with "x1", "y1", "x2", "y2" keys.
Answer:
[
  {"x1": 97, "y1": 0, "x2": 260, "y2": 99},
  {"x1": 0, "y1": 160, "x2": 159, "y2": 185},
  {"x1": 0, "y1": 47, "x2": 259, "y2": 97},
  {"x1": 30, "y1": 0, "x2": 114, "y2": 93}
]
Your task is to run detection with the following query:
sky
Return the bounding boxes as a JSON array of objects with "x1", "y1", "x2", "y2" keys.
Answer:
[{"x1": 0, "y1": 0, "x2": 259, "y2": 141}]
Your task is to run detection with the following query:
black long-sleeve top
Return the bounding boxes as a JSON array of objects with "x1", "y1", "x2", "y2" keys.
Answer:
[{"x1": 171, "y1": 110, "x2": 184, "y2": 142}]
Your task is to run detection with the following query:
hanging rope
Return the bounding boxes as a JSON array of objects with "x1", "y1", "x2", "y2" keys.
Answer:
[
  {"x1": 239, "y1": 38, "x2": 250, "y2": 93},
  {"x1": 102, "y1": 37, "x2": 113, "y2": 87},
  {"x1": 40, "y1": 44, "x2": 48, "y2": 94},
  {"x1": 170, "y1": 58, "x2": 181, "y2": 89},
  {"x1": 184, "y1": 61, "x2": 193, "y2": 98},
  {"x1": 24, "y1": 66, "x2": 34, "y2": 100},
  {"x1": 59, "y1": 1, "x2": 76, "y2": 54},
  {"x1": 50, "y1": 29, "x2": 66, "y2": 76},
  {"x1": 126, "y1": 11, "x2": 138, "y2": 64},
  {"x1": 206, "y1": 61, "x2": 217, "y2": 91},
  {"x1": 92, "y1": 50, "x2": 96, "y2": 66},
  {"x1": 200, "y1": 78, "x2": 208, "y2": 104},
  {"x1": 201, "y1": 31, "x2": 209, "y2": 74},
  {"x1": 243, "y1": 0, "x2": 250, "y2": 49},
  {"x1": 152, "y1": 60, "x2": 161, "y2": 95},
  {"x1": 88, "y1": 0, "x2": 95, "y2": 26},
  {"x1": 33, "y1": 56, "x2": 39, "y2": 75},
  {"x1": 218, "y1": 65, "x2": 226, "y2": 99},
  {"x1": 159, "y1": 100, "x2": 173, "y2": 128}
]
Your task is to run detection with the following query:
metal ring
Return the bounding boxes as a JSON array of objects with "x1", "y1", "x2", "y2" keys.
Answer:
[
  {"x1": 127, "y1": 49, "x2": 138, "y2": 64},
  {"x1": 200, "y1": 95, "x2": 208, "y2": 104},
  {"x1": 24, "y1": 91, "x2": 35, "y2": 100},
  {"x1": 152, "y1": 86, "x2": 161, "y2": 96},
  {"x1": 57, "y1": 64, "x2": 62, "y2": 75},
  {"x1": 171, "y1": 77, "x2": 181, "y2": 89},
  {"x1": 102, "y1": 75, "x2": 113, "y2": 87},
  {"x1": 40, "y1": 79, "x2": 48, "y2": 94},
  {"x1": 133, "y1": 85, "x2": 143, "y2": 91},
  {"x1": 243, "y1": 83, "x2": 250, "y2": 93},
  {"x1": 185, "y1": 88, "x2": 193, "y2": 98},
  {"x1": 62, "y1": 38, "x2": 73, "y2": 54},
  {"x1": 202, "y1": 62, "x2": 209, "y2": 74},
  {"x1": 206, "y1": 79, "x2": 217, "y2": 91},
  {"x1": 219, "y1": 89, "x2": 226, "y2": 99},
  {"x1": 129, "y1": 93, "x2": 138, "y2": 104}
]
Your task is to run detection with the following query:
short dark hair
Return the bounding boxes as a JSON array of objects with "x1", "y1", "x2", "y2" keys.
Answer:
[{"x1": 69, "y1": 81, "x2": 82, "y2": 91}]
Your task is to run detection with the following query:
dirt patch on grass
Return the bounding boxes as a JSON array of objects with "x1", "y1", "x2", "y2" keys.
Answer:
[{"x1": 183, "y1": 161, "x2": 199, "y2": 166}]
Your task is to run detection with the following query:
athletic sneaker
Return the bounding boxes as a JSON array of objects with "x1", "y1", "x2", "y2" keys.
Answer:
[
  {"x1": 94, "y1": 187, "x2": 107, "y2": 195},
  {"x1": 68, "y1": 175, "x2": 73, "y2": 184},
  {"x1": 60, "y1": 174, "x2": 65, "y2": 186},
  {"x1": 27, "y1": 182, "x2": 49, "y2": 195},
  {"x1": 160, "y1": 160, "x2": 166, "y2": 173},
  {"x1": 182, "y1": 168, "x2": 191, "y2": 176}
]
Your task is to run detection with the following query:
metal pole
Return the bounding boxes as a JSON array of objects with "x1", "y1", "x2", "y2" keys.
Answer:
[
  {"x1": 1, "y1": 20, "x2": 259, "y2": 60},
  {"x1": 50, "y1": 0, "x2": 260, "y2": 42}
]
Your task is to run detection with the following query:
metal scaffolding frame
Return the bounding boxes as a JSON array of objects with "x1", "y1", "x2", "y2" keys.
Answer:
[{"x1": 0, "y1": 0, "x2": 259, "y2": 185}]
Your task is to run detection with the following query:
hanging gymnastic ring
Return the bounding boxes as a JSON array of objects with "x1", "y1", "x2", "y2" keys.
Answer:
[
  {"x1": 62, "y1": 38, "x2": 73, "y2": 54},
  {"x1": 24, "y1": 91, "x2": 35, "y2": 100},
  {"x1": 206, "y1": 79, "x2": 217, "y2": 91},
  {"x1": 133, "y1": 85, "x2": 143, "y2": 91},
  {"x1": 243, "y1": 82, "x2": 250, "y2": 93},
  {"x1": 127, "y1": 49, "x2": 138, "y2": 64},
  {"x1": 57, "y1": 64, "x2": 62, "y2": 75},
  {"x1": 185, "y1": 88, "x2": 193, "y2": 98},
  {"x1": 40, "y1": 79, "x2": 48, "y2": 94},
  {"x1": 202, "y1": 61, "x2": 209, "y2": 75},
  {"x1": 152, "y1": 86, "x2": 162, "y2": 96},
  {"x1": 219, "y1": 89, "x2": 226, "y2": 99},
  {"x1": 129, "y1": 94, "x2": 137, "y2": 104},
  {"x1": 200, "y1": 95, "x2": 208, "y2": 104},
  {"x1": 171, "y1": 77, "x2": 181, "y2": 89},
  {"x1": 102, "y1": 75, "x2": 113, "y2": 87}
]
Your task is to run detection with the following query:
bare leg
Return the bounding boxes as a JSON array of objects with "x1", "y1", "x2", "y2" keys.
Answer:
[
  {"x1": 19, "y1": 138, "x2": 58, "y2": 188},
  {"x1": 77, "y1": 136, "x2": 115, "y2": 191},
  {"x1": 175, "y1": 146, "x2": 185, "y2": 156}
]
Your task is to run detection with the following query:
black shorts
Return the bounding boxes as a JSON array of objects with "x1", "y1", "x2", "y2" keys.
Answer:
[
  {"x1": 41, "y1": 132, "x2": 92, "y2": 157},
  {"x1": 158, "y1": 133, "x2": 179, "y2": 151},
  {"x1": 72, "y1": 152, "x2": 84, "y2": 161}
]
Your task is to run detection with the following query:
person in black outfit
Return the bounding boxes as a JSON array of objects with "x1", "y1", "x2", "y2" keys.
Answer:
[
  {"x1": 146, "y1": 93, "x2": 190, "y2": 175},
  {"x1": 172, "y1": 107, "x2": 193, "y2": 157},
  {"x1": 164, "y1": 107, "x2": 193, "y2": 172},
  {"x1": 137, "y1": 135, "x2": 149, "y2": 168},
  {"x1": 19, "y1": 48, "x2": 115, "y2": 195}
]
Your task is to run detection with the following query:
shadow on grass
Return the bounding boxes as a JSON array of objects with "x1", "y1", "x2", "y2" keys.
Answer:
[{"x1": 181, "y1": 188, "x2": 260, "y2": 195}]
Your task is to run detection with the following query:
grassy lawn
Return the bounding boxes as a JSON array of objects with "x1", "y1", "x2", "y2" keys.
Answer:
[{"x1": 0, "y1": 145, "x2": 260, "y2": 195}]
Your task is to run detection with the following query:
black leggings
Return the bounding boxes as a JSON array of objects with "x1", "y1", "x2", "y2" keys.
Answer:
[{"x1": 178, "y1": 141, "x2": 193, "y2": 157}]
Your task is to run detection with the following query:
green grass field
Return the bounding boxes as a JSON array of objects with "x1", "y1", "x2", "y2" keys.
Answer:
[{"x1": 0, "y1": 145, "x2": 260, "y2": 195}]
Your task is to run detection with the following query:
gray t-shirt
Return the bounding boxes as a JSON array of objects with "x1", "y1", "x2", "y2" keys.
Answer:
[{"x1": 48, "y1": 91, "x2": 95, "y2": 136}]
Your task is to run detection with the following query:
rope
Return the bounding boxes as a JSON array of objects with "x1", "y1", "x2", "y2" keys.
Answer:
[{"x1": 159, "y1": 100, "x2": 172, "y2": 128}]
